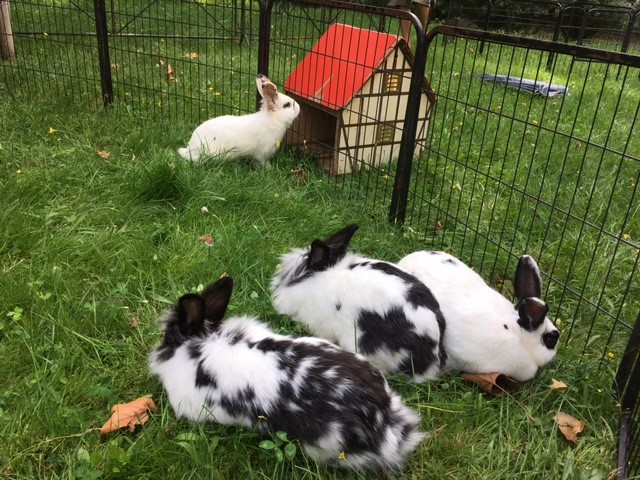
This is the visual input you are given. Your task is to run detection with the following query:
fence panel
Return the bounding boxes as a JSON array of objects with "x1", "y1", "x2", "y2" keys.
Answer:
[
  {"x1": 0, "y1": 0, "x2": 262, "y2": 122},
  {"x1": 103, "y1": 0, "x2": 261, "y2": 122},
  {"x1": 412, "y1": 26, "x2": 639, "y2": 475},
  {"x1": 444, "y1": 0, "x2": 640, "y2": 56},
  {"x1": 264, "y1": 0, "x2": 427, "y2": 215},
  {"x1": 414, "y1": 26, "x2": 639, "y2": 360},
  {"x1": 0, "y1": 0, "x2": 103, "y2": 105}
]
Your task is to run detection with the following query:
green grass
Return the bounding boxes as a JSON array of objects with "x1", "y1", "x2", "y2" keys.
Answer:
[
  {"x1": 0, "y1": 85, "x2": 623, "y2": 480},
  {"x1": 1, "y1": 3, "x2": 636, "y2": 478}
]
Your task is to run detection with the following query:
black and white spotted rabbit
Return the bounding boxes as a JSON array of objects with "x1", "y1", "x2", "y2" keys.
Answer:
[
  {"x1": 270, "y1": 224, "x2": 447, "y2": 382},
  {"x1": 398, "y1": 250, "x2": 560, "y2": 381},
  {"x1": 149, "y1": 276, "x2": 423, "y2": 471}
]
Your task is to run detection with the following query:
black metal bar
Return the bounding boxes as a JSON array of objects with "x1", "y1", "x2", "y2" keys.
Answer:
[
  {"x1": 621, "y1": 11, "x2": 637, "y2": 54},
  {"x1": 479, "y1": 0, "x2": 492, "y2": 54},
  {"x1": 388, "y1": 18, "x2": 428, "y2": 226},
  {"x1": 93, "y1": 0, "x2": 113, "y2": 107},
  {"x1": 616, "y1": 314, "x2": 640, "y2": 480},
  {"x1": 425, "y1": 25, "x2": 640, "y2": 68},
  {"x1": 547, "y1": 2, "x2": 563, "y2": 70},
  {"x1": 257, "y1": 0, "x2": 272, "y2": 110}
]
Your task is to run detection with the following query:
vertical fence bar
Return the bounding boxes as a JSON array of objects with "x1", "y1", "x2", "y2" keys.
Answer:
[
  {"x1": 616, "y1": 313, "x2": 640, "y2": 479},
  {"x1": 256, "y1": 0, "x2": 272, "y2": 110},
  {"x1": 388, "y1": 16, "x2": 428, "y2": 225},
  {"x1": 94, "y1": 0, "x2": 113, "y2": 107}
]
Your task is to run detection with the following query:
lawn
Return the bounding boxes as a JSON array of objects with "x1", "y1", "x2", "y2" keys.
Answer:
[
  {"x1": 0, "y1": 88, "x2": 622, "y2": 480},
  {"x1": 1, "y1": 2, "x2": 635, "y2": 479}
]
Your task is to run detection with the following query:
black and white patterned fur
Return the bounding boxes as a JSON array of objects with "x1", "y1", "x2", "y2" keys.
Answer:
[
  {"x1": 270, "y1": 224, "x2": 447, "y2": 382},
  {"x1": 149, "y1": 276, "x2": 423, "y2": 472},
  {"x1": 398, "y1": 251, "x2": 560, "y2": 382}
]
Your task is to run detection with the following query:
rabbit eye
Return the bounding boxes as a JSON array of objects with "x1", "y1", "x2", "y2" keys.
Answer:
[{"x1": 283, "y1": 102, "x2": 291, "y2": 108}]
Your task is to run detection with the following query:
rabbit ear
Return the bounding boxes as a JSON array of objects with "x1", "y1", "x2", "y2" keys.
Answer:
[
  {"x1": 514, "y1": 255, "x2": 542, "y2": 301},
  {"x1": 308, "y1": 239, "x2": 332, "y2": 270},
  {"x1": 176, "y1": 294, "x2": 207, "y2": 336},
  {"x1": 517, "y1": 297, "x2": 549, "y2": 331},
  {"x1": 256, "y1": 74, "x2": 278, "y2": 112},
  {"x1": 306, "y1": 224, "x2": 359, "y2": 271},
  {"x1": 324, "y1": 224, "x2": 359, "y2": 250},
  {"x1": 200, "y1": 276, "x2": 234, "y2": 327}
]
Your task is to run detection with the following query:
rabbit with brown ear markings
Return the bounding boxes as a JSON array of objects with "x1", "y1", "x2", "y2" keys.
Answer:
[
  {"x1": 397, "y1": 251, "x2": 560, "y2": 382},
  {"x1": 178, "y1": 74, "x2": 300, "y2": 168},
  {"x1": 149, "y1": 276, "x2": 423, "y2": 472}
]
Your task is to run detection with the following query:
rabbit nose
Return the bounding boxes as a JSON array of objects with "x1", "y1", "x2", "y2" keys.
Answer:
[{"x1": 543, "y1": 330, "x2": 560, "y2": 349}]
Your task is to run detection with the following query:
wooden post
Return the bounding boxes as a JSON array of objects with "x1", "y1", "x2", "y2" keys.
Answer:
[{"x1": 0, "y1": 0, "x2": 16, "y2": 61}]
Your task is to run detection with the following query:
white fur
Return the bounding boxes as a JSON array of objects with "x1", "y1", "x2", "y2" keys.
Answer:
[
  {"x1": 150, "y1": 304, "x2": 423, "y2": 472},
  {"x1": 270, "y1": 248, "x2": 444, "y2": 382},
  {"x1": 178, "y1": 74, "x2": 300, "y2": 167},
  {"x1": 397, "y1": 251, "x2": 559, "y2": 382}
]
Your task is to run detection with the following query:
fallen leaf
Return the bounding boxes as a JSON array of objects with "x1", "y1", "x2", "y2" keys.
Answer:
[
  {"x1": 461, "y1": 372, "x2": 520, "y2": 396},
  {"x1": 291, "y1": 167, "x2": 306, "y2": 182},
  {"x1": 99, "y1": 397, "x2": 156, "y2": 437},
  {"x1": 184, "y1": 52, "x2": 199, "y2": 59},
  {"x1": 130, "y1": 316, "x2": 138, "y2": 329},
  {"x1": 550, "y1": 379, "x2": 568, "y2": 393},
  {"x1": 555, "y1": 412, "x2": 586, "y2": 443},
  {"x1": 200, "y1": 206, "x2": 209, "y2": 214},
  {"x1": 199, "y1": 234, "x2": 214, "y2": 247},
  {"x1": 97, "y1": 150, "x2": 111, "y2": 159},
  {"x1": 166, "y1": 64, "x2": 177, "y2": 83}
]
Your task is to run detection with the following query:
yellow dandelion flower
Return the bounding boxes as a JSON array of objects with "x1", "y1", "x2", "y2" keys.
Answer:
[
  {"x1": 622, "y1": 233, "x2": 630, "y2": 240},
  {"x1": 338, "y1": 452, "x2": 347, "y2": 461},
  {"x1": 48, "y1": 127, "x2": 56, "y2": 135},
  {"x1": 607, "y1": 352, "x2": 615, "y2": 359},
  {"x1": 274, "y1": 140, "x2": 281, "y2": 148}
]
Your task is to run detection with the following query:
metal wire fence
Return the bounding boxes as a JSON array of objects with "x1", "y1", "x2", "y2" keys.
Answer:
[
  {"x1": 444, "y1": 0, "x2": 640, "y2": 56},
  {"x1": 2, "y1": 0, "x2": 640, "y2": 476}
]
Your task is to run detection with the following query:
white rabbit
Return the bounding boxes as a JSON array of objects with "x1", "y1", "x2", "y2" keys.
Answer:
[
  {"x1": 149, "y1": 276, "x2": 423, "y2": 472},
  {"x1": 397, "y1": 251, "x2": 560, "y2": 382},
  {"x1": 270, "y1": 224, "x2": 447, "y2": 382},
  {"x1": 177, "y1": 74, "x2": 300, "y2": 168}
]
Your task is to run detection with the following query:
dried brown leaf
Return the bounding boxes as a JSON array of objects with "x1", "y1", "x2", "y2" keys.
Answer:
[
  {"x1": 291, "y1": 167, "x2": 306, "y2": 182},
  {"x1": 166, "y1": 64, "x2": 177, "y2": 83},
  {"x1": 555, "y1": 412, "x2": 586, "y2": 443},
  {"x1": 461, "y1": 372, "x2": 520, "y2": 396},
  {"x1": 99, "y1": 397, "x2": 156, "y2": 437},
  {"x1": 550, "y1": 379, "x2": 568, "y2": 394},
  {"x1": 184, "y1": 52, "x2": 199, "y2": 59},
  {"x1": 97, "y1": 150, "x2": 111, "y2": 159},
  {"x1": 199, "y1": 234, "x2": 214, "y2": 247}
]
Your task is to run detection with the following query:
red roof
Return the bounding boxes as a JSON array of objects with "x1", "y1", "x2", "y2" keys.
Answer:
[{"x1": 285, "y1": 23, "x2": 400, "y2": 111}]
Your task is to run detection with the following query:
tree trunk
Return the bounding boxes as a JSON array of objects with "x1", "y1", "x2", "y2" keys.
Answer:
[{"x1": 0, "y1": 0, "x2": 16, "y2": 61}]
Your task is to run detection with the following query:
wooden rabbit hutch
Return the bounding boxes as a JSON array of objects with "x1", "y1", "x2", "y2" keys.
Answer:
[{"x1": 284, "y1": 23, "x2": 436, "y2": 176}]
